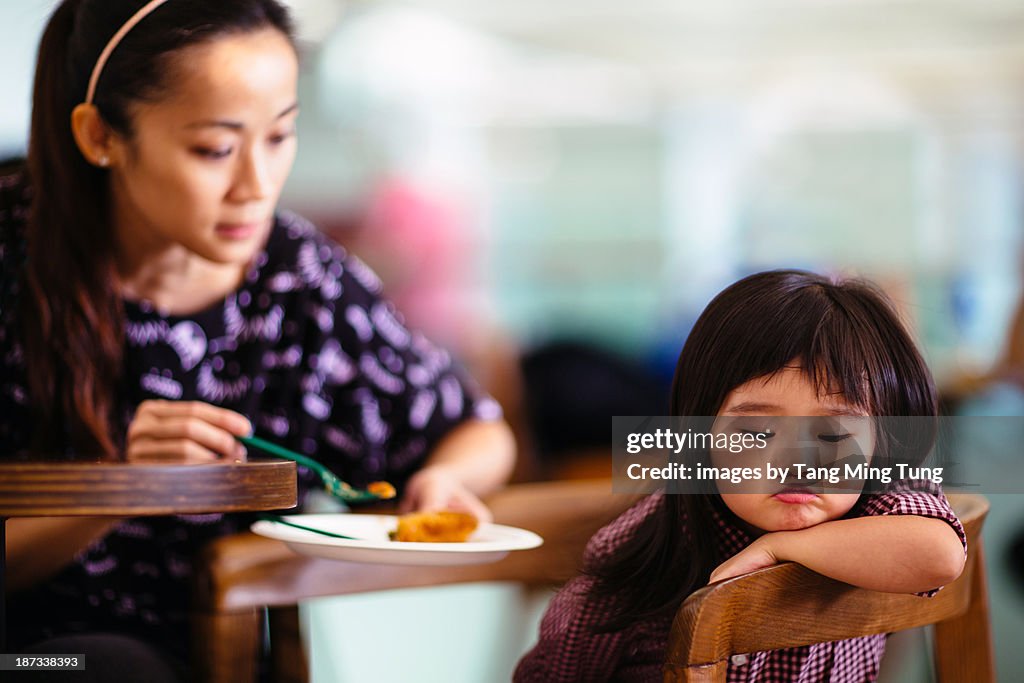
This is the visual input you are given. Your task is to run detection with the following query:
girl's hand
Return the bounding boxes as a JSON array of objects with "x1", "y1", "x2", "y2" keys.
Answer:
[
  {"x1": 709, "y1": 536, "x2": 780, "y2": 584},
  {"x1": 125, "y1": 400, "x2": 252, "y2": 463},
  {"x1": 397, "y1": 465, "x2": 493, "y2": 523}
]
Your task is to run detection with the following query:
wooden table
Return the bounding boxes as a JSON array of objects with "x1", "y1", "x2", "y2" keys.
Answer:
[{"x1": 0, "y1": 458, "x2": 296, "y2": 649}]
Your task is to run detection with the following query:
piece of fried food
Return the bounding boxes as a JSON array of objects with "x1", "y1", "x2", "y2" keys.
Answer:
[
  {"x1": 367, "y1": 481, "x2": 397, "y2": 500},
  {"x1": 390, "y1": 511, "x2": 478, "y2": 542}
]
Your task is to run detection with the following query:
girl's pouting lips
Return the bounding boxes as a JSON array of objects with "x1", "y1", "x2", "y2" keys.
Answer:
[{"x1": 773, "y1": 488, "x2": 819, "y2": 504}]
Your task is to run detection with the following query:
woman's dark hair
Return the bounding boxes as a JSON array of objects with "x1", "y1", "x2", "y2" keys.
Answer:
[
  {"x1": 20, "y1": 0, "x2": 295, "y2": 459},
  {"x1": 588, "y1": 269, "x2": 938, "y2": 631}
]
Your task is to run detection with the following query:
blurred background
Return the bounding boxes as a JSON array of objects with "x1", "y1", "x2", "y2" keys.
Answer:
[{"x1": 5, "y1": 0, "x2": 1024, "y2": 680}]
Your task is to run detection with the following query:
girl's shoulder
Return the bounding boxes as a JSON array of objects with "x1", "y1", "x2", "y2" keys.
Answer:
[
  {"x1": 852, "y1": 479, "x2": 952, "y2": 517},
  {"x1": 584, "y1": 493, "x2": 667, "y2": 566}
]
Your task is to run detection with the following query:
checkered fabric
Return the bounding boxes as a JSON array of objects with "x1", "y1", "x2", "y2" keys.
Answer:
[{"x1": 515, "y1": 483, "x2": 965, "y2": 682}]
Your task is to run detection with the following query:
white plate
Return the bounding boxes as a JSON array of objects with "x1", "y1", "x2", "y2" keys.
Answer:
[{"x1": 251, "y1": 514, "x2": 544, "y2": 566}]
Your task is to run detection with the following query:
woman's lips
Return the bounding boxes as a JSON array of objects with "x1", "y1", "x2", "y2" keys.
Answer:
[
  {"x1": 215, "y1": 221, "x2": 262, "y2": 240},
  {"x1": 773, "y1": 489, "x2": 818, "y2": 504}
]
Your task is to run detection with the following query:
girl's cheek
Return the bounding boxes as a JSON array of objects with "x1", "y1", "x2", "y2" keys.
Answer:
[{"x1": 822, "y1": 493, "x2": 861, "y2": 520}]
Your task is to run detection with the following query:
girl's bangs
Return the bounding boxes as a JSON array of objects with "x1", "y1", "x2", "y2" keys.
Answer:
[{"x1": 801, "y1": 308, "x2": 877, "y2": 413}]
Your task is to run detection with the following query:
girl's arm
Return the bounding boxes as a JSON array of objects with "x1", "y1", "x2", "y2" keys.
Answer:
[{"x1": 710, "y1": 515, "x2": 966, "y2": 593}]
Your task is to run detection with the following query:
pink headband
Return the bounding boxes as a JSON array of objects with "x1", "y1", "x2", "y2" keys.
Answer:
[{"x1": 84, "y1": 0, "x2": 170, "y2": 105}]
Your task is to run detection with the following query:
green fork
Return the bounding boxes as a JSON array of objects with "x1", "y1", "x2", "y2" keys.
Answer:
[
  {"x1": 237, "y1": 435, "x2": 395, "y2": 504},
  {"x1": 258, "y1": 514, "x2": 359, "y2": 540}
]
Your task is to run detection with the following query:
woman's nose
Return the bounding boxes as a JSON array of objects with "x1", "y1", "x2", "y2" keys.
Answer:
[{"x1": 230, "y1": 149, "x2": 269, "y2": 201}]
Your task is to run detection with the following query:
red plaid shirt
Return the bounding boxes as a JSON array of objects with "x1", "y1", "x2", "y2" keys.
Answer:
[{"x1": 515, "y1": 487, "x2": 966, "y2": 683}]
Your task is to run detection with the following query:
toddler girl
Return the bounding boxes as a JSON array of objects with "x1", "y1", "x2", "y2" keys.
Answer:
[{"x1": 515, "y1": 270, "x2": 966, "y2": 683}]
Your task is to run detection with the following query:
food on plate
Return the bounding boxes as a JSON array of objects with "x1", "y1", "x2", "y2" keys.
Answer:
[{"x1": 389, "y1": 511, "x2": 479, "y2": 542}]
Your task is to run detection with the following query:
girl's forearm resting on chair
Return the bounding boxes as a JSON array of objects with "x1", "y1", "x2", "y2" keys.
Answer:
[{"x1": 713, "y1": 516, "x2": 966, "y2": 594}]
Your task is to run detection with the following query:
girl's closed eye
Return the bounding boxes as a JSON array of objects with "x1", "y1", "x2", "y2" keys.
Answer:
[
  {"x1": 818, "y1": 433, "x2": 852, "y2": 443},
  {"x1": 740, "y1": 428, "x2": 775, "y2": 439}
]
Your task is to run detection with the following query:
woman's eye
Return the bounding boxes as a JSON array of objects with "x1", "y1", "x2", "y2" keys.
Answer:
[
  {"x1": 193, "y1": 147, "x2": 232, "y2": 160},
  {"x1": 269, "y1": 130, "x2": 295, "y2": 146},
  {"x1": 740, "y1": 429, "x2": 774, "y2": 439},
  {"x1": 818, "y1": 434, "x2": 851, "y2": 443}
]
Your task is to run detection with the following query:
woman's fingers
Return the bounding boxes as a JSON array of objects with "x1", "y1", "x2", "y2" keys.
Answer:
[
  {"x1": 126, "y1": 437, "x2": 219, "y2": 463},
  {"x1": 129, "y1": 417, "x2": 244, "y2": 460},
  {"x1": 134, "y1": 400, "x2": 252, "y2": 436},
  {"x1": 398, "y1": 466, "x2": 494, "y2": 523},
  {"x1": 126, "y1": 400, "x2": 251, "y2": 462},
  {"x1": 446, "y1": 493, "x2": 493, "y2": 524}
]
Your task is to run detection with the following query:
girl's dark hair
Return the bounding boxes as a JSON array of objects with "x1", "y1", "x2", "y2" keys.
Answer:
[
  {"x1": 588, "y1": 269, "x2": 937, "y2": 631},
  {"x1": 20, "y1": 0, "x2": 294, "y2": 459}
]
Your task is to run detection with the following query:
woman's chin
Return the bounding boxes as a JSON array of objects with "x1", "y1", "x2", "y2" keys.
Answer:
[{"x1": 196, "y1": 240, "x2": 262, "y2": 267}]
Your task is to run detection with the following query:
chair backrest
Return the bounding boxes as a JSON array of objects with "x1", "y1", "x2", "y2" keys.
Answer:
[{"x1": 663, "y1": 493, "x2": 993, "y2": 683}]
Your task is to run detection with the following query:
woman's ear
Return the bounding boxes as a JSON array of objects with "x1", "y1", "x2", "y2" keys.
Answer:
[{"x1": 70, "y1": 103, "x2": 117, "y2": 169}]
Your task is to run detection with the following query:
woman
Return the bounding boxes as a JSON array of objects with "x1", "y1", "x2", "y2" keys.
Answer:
[{"x1": 0, "y1": 0, "x2": 514, "y2": 678}]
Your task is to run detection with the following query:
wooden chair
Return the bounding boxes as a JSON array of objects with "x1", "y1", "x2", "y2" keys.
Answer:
[
  {"x1": 191, "y1": 478, "x2": 640, "y2": 683},
  {"x1": 664, "y1": 493, "x2": 993, "y2": 683}
]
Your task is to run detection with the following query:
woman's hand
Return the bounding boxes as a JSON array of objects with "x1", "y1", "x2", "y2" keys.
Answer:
[
  {"x1": 125, "y1": 399, "x2": 251, "y2": 463},
  {"x1": 709, "y1": 536, "x2": 780, "y2": 584},
  {"x1": 393, "y1": 419, "x2": 514, "y2": 524},
  {"x1": 397, "y1": 464, "x2": 493, "y2": 523}
]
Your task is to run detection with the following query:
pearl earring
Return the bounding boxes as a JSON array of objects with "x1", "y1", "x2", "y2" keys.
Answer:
[{"x1": 97, "y1": 155, "x2": 109, "y2": 167}]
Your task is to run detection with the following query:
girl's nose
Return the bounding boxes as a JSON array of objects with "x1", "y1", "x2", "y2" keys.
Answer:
[{"x1": 786, "y1": 443, "x2": 824, "y2": 472}]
